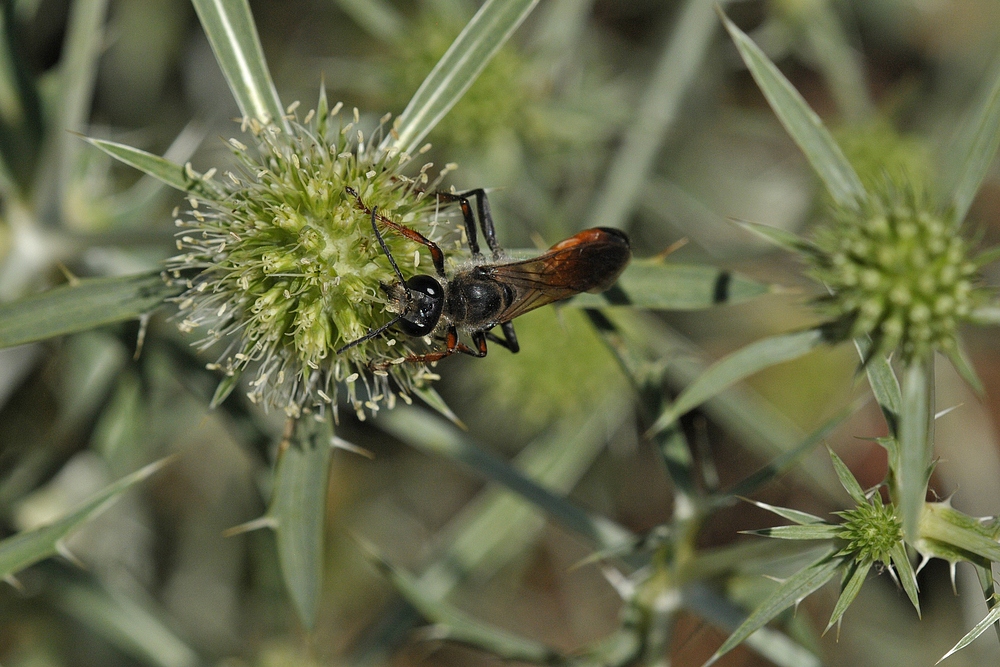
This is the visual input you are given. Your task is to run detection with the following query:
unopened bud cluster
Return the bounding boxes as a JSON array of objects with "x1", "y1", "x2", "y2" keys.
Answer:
[
  {"x1": 167, "y1": 95, "x2": 455, "y2": 419},
  {"x1": 810, "y1": 190, "x2": 982, "y2": 359},
  {"x1": 835, "y1": 494, "x2": 901, "y2": 566}
]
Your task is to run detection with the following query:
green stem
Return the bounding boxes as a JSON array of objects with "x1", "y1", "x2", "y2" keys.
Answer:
[{"x1": 898, "y1": 356, "x2": 934, "y2": 542}]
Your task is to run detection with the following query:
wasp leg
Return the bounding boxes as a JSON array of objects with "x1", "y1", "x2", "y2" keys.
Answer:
[
  {"x1": 434, "y1": 189, "x2": 503, "y2": 261},
  {"x1": 462, "y1": 330, "x2": 490, "y2": 357},
  {"x1": 399, "y1": 326, "x2": 487, "y2": 365},
  {"x1": 346, "y1": 187, "x2": 446, "y2": 277},
  {"x1": 486, "y1": 321, "x2": 519, "y2": 353},
  {"x1": 434, "y1": 191, "x2": 482, "y2": 259},
  {"x1": 462, "y1": 189, "x2": 502, "y2": 259}
]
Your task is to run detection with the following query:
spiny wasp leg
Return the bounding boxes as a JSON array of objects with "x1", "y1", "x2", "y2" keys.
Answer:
[
  {"x1": 394, "y1": 326, "x2": 488, "y2": 366},
  {"x1": 434, "y1": 189, "x2": 503, "y2": 260},
  {"x1": 345, "y1": 187, "x2": 447, "y2": 277},
  {"x1": 368, "y1": 323, "x2": 504, "y2": 369},
  {"x1": 486, "y1": 321, "x2": 519, "y2": 353}
]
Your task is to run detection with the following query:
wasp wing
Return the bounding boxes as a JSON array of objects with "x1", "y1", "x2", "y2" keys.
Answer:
[{"x1": 483, "y1": 228, "x2": 631, "y2": 324}]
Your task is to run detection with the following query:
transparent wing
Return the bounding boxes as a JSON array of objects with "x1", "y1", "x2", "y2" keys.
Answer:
[{"x1": 485, "y1": 228, "x2": 631, "y2": 323}]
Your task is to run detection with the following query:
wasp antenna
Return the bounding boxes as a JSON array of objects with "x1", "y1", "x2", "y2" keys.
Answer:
[
  {"x1": 369, "y1": 206, "x2": 408, "y2": 285},
  {"x1": 336, "y1": 313, "x2": 406, "y2": 355}
]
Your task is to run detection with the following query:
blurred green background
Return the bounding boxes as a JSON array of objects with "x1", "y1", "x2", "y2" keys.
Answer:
[{"x1": 3, "y1": 0, "x2": 1000, "y2": 665}]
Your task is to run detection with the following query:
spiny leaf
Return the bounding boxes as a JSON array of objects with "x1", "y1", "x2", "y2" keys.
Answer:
[
  {"x1": 706, "y1": 548, "x2": 842, "y2": 666},
  {"x1": 974, "y1": 565, "x2": 1000, "y2": 644},
  {"x1": 267, "y1": 418, "x2": 333, "y2": 630},
  {"x1": 943, "y1": 340, "x2": 984, "y2": 395},
  {"x1": 749, "y1": 500, "x2": 826, "y2": 526},
  {"x1": 970, "y1": 302, "x2": 1000, "y2": 325},
  {"x1": 825, "y1": 560, "x2": 871, "y2": 634},
  {"x1": 0, "y1": 458, "x2": 171, "y2": 579},
  {"x1": 210, "y1": 370, "x2": 242, "y2": 408},
  {"x1": 720, "y1": 10, "x2": 867, "y2": 210},
  {"x1": 411, "y1": 385, "x2": 466, "y2": 430},
  {"x1": 748, "y1": 524, "x2": 839, "y2": 540},
  {"x1": 973, "y1": 244, "x2": 1000, "y2": 268},
  {"x1": 82, "y1": 137, "x2": 225, "y2": 200},
  {"x1": 648, "y1": 328, "x2": 827, "y2": 434},
  {"x1": 943, "y1": 54, "x2": 1000, "y2": 224},
  {"x1": 889, "y1": 542, "x2": 921, "y2": 616},
  {"x1": 938, "y1": 603, "x2": 1000, "y2": 664},
  {"x1": 855, "y1": 337, "x2": 900, "y2": 435},
  {"x1": 0, "y1": 273, "x2": 179, "y2": 349},
  {"x1": 734, "y1": 220, "x2": 818, "y2": 256},
  {"x1": 827, "y1": 448, "x2": 866, "y2": 505},
  {"x1": 568, "y1": 259, "x2": 771, "y2": 310},
  {"x1": 386, "y1": 0, "x2": 540, "y2": 154},
  {"x1": 190, "y1": 0, "x2": 288, "y2": 131}
]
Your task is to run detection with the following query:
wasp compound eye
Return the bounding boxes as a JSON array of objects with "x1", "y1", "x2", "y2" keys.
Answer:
[{"x1": 399, "y1": 274, "x2": 445, "y2": 337}]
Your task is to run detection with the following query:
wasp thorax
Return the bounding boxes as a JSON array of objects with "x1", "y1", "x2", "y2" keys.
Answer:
[{"x1": 446, "y1": 272, "x2": 509, "y2": 328}]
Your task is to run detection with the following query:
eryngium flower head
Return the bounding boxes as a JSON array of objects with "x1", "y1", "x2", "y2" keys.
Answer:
[
  {"x1": 835, "y1": 493, "x2": 902, "y2": 566},
  {"x1": 167, "y1": 95, "x2": 455, "y2": 419},
  {"x1": 809, "y1": 184, "x2": 987, "y2": 360}
]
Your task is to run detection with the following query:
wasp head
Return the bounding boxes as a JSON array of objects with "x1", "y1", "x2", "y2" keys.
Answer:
[{"x1": 382, "y1": 274, "x2": 444, "y2": 337}]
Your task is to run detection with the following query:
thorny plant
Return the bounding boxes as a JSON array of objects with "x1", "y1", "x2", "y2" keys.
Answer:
[{"x1": 4, "y1": 2, "x2": 1000, "y2": 667}]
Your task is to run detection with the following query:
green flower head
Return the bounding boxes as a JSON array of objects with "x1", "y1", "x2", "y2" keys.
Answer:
[
  {"x1": 809, "y1": 182, "x2": 987, "y2": 361},
  {"x1": 167, "y1": 93, "x2": 457, "y2": 419},
  {"x1": 835, "y1": 492, "x2": 902, "y2": 567}
]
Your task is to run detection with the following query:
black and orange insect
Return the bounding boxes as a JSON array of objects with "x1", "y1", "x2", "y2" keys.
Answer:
[{"x1": 338, "y1": 187, "x2": 631, "y2": 365}]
